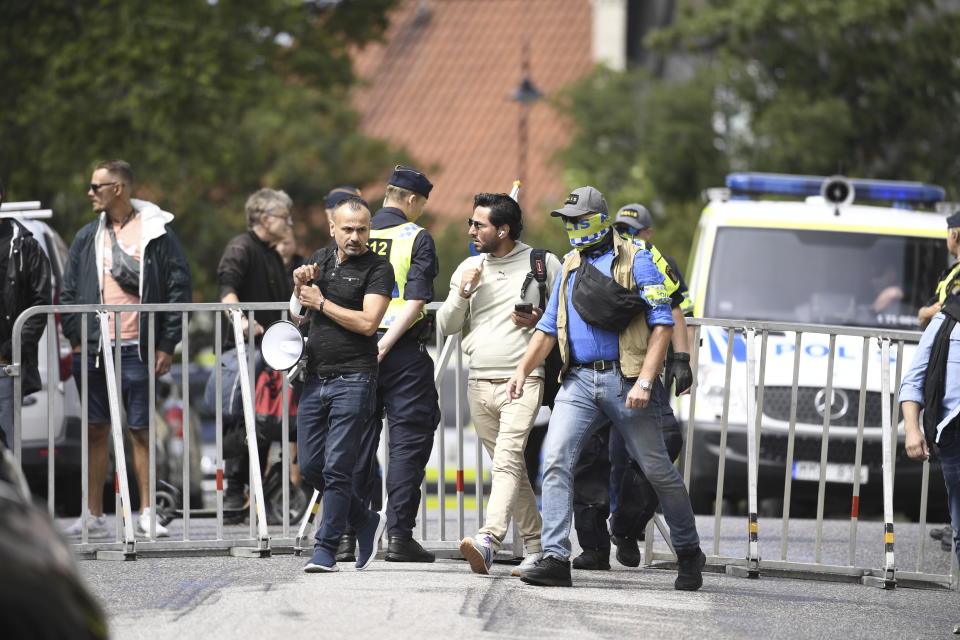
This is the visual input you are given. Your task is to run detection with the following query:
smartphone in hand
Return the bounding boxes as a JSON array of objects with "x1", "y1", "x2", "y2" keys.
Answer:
[{"x1": 514, "y1": 303, "x2": 533, "y2": 314}]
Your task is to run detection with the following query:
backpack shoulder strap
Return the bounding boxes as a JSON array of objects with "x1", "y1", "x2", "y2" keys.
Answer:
[{"x1": 531, "y1": 248, "x2": 549, "y2": 309}]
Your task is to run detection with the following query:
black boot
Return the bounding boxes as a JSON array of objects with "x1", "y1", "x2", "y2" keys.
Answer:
[
  {"x1": 571, "y1": 548, "x2": 610, "y2": 570},
  {"x1": 674, "y1": 545, "x2": 706, "y2": 591},
  {"x1": 385, "y1": 536, "x2": 435, "y2": 563},
  {"x1": 611, "y1": 534, "x2": 641, "y2": 568},
  {"x1": 520, "y1": 555, "x2": 573, "y2": 587},
  {"x1": 336, "y1": 532, "x2": 357, "y2": 562},
  {"x1": 223, "y1": 482, "x2": 247, "y2": 524}
]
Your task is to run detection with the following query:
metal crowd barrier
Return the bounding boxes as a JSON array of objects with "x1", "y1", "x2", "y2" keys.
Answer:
[
  {"x1": 7, "y1": 302, "x2": 958, "y2": 589},
  {"x1": 11, "y1": 302, "x2": 292, "y2": 559},
  {"x1": 639, "y1": 317, "x2": 958, "y2": 591}
]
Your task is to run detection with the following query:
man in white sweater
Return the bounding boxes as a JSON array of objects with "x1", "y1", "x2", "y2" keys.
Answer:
[{"x1": 437, "y1": 192, "x2": 561, "y2": 575}]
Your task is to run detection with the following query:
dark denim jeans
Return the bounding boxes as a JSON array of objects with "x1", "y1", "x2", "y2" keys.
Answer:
[
  {"x1": 297, "y1": 372, "x2": 377, "y2": 554},
  {"x1": 938, "y1": 436, "x2": 960, "y2": 568}
]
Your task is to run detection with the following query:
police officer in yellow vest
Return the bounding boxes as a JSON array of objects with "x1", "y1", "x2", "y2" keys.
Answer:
[
  {"x1": 342, "y1": 165, "x2": 441, "y2": 564},
  {"x1": 919, "y1": 211, "x2": 960, "y2": 328}
]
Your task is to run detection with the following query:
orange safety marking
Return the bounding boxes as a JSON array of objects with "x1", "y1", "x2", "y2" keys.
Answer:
[
  {"x1": 456, "y1": 470, "x2": 465, "y2": 492},
  {"x1": 850, "y1": 495, "x2": 860, "y2": 518},
  {"x1": 216, "y1": 469, "x2": 224, "y2": 491}
]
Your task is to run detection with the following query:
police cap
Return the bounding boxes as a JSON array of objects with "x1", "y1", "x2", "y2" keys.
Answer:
[
  {"x1": 947, "y1": 210, "x2": 960, "y2": 228},
  {"x1": 615, "y1": 204, "x2": 653, "y2": 231},
  {"x1": 324, "y1": 186, "x2": 362, "y2": 209},
  {"x1": 389, "y1": 165, "x2": 433, "y2": 198}
]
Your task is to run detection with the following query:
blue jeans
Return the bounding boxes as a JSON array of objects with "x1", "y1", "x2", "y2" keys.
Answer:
[
  {"x1": 541, "y1": 367, "x2": 699, "y2": 559},
  {"x1": 72, "y1": 346, "x2": 150, "y2": 427},
  {"x1": 297, "y1": 372, "x2": 378, "y2": 554},
  {"x1": 938, "y1": 436, "x2": 960, "y2": 568}
]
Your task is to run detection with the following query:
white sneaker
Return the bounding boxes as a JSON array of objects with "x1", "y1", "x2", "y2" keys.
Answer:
[
  {"x1": 63, "y1": 510, "x2": 109, "y2": 537},
  {"x1": 511, "y1": 551, "x2": 543, "y2": 577},
  {"x1": 138, "y1": 507, "x2": 169, "y2": 538},
  {"x1": 459, "y1": 534, "x2": 494, "y2": 575}
]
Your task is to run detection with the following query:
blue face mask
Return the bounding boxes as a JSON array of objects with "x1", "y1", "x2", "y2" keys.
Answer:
[{"x1": 565, "y1": 212, "x2": 611, "y2": 249}]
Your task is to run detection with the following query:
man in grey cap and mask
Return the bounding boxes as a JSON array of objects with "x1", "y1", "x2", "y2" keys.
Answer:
[
  {"x1": 567, "y1": 203, "x2": 695, "y2": 572},
  {"x1": 506, "y1": 186, "x2": 704, "y2": 590}
]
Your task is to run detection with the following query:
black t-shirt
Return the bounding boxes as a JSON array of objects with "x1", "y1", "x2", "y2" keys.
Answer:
[
  {"x1": 304, "y1": 247, "x2": 395, "y2": 376},
  {"x1": 217, "y1": 231, "x2": 292, "y2": 349}
]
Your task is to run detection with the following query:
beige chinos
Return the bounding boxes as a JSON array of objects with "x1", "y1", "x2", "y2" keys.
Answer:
[{"x1": 468, "y1": 377, "x2": 543, "y2": 553}]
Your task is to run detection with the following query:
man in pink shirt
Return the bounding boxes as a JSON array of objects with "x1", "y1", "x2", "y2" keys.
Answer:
[{"x1": 61, "y1": 160, "x2": 191, "y2": 538}]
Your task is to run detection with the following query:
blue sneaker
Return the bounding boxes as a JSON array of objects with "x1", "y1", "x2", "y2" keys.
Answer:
[
  {"x1": 303, "y1": 546, "x2": 339, "y2": 573},
  {"x1": 355, "y1": 511, "x2": 387, "y2": 571},
  {"x1": 459, "y1": 534, "x2": 494, "y2": 575}
]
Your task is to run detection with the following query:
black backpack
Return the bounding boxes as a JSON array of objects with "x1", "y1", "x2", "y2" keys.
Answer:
[{"x1": 520, "y1": 249, "x2": 563, "y2": 409}]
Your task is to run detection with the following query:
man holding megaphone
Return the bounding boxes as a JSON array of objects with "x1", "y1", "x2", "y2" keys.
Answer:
[{"x1": 288, "y1": 196, "x2": 396, "y2": 573}]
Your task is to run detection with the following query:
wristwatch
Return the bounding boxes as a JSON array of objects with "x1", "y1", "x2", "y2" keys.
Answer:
[{"x1": 637, "y1": 379, "x2": 651, "y2": 391}]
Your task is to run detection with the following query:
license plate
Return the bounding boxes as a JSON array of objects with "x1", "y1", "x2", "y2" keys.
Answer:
[{"x1": 791, "y1": 461, "x2": 868, "y2": 484}]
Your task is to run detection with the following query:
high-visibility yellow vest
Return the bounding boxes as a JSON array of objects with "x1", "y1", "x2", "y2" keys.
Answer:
[
  {"x1": 368, "y1": 221, "x2": 425, "y2": 330},
  {"x1": 636, "y1": 239, "x2": 680, "y2": 300},
  {"x1": 936, "y1": 262, "x2": 960, "y2": 303}
]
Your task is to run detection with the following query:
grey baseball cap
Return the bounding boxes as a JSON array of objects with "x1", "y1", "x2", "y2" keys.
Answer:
[
  {"x1": 550, "y1": 186, "x2": 608, "y2": 218},
  {"x1": 615, "y1": 204, "x2": 653, "y2": 231}
]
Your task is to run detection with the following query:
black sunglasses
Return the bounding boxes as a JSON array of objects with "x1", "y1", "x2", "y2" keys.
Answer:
[{"x1": 89, "y1": 182, "x2": 118, "y2": 192}]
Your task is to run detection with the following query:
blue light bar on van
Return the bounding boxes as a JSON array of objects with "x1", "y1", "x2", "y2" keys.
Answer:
[{"x1": 726, "y1": 172, "x2": 945, "y2": 205}]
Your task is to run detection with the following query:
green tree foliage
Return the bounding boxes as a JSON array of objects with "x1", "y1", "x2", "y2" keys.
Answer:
[
  {"x1": 555, "y1": 0, "x2": 960, "y2": 273},
  {"x1": 656, "y1": 0, "x2": 960, "y2": 183},
  {"x1": 0, "y1": 0, "x2": 398, "y2": 299},
  {"x1": 553, "y1": 65, "x2": 723, "y2": 270}
]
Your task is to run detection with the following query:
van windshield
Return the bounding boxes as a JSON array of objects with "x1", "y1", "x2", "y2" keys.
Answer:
[{"x1": 704, "y1": 227, "x2": 947, "y2": 329}]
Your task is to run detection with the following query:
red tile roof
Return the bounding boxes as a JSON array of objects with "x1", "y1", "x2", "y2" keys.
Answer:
[{"x1": 352, "y1": 0, "x2": 593, "y2": 224}]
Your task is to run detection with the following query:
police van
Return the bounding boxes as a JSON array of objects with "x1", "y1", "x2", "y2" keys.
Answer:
[{"x1": 681, "y1": 173, "x2": 952, "y2": 519}]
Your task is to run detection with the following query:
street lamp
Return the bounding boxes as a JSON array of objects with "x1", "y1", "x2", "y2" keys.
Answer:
[{"x1": 510, "y1": 37, "x2": 542, "y2": 210}]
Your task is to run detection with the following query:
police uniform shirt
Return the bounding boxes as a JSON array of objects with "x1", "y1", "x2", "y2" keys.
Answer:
[
  {"x1": 662, "y1": 253, "x2": 692, "y2": 313},
  {"x1": 303, "y1": 246, "x2": 395, "y2": 377},
  {"x1": 370, "y1": 207, "x2": 439, "y2": 304}
]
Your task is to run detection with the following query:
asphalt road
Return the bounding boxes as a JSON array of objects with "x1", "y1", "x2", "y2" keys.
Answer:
[{"x1": 72, "y1": 515, "x2": 960, "y2": 640}]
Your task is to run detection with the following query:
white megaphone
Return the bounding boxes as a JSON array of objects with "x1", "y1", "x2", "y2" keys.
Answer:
[{"x1": 261, "y1": 320, "x2": 306, "y2": 372}]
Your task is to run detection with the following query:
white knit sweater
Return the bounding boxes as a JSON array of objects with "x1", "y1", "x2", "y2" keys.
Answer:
[{"x1": 436, "y1": 242, "x2": 561, "y2": 379}]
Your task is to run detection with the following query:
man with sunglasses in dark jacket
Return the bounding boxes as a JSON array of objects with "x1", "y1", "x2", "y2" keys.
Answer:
[{"x1": 61, "y1": 160, "x2": 191, "y2": 539}]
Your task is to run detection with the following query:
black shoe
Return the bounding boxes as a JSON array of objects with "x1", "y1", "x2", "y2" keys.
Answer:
[
  {"x1": 611, "y1": 535, "x2": 641, "y2": 568},
  {"x1": 520, "y1": 555, "x2": 573, "y2": 587},
  {"x1": 223, "y1": 484, "x2": 247, "y2": 524},
  {"x1": 674, "y1": 545, "x2": 706, "y2": 591},
  {"x1": 942, "y1": 537, "x2": 954, "y2": 552},
  {"x1": 385, "y1": 536, "x2": 435, "y2": 563},
  {"x1": 336, "y1": 532, "x2": 357, "y2": 563},
  {"x1": 571, "y1": 548, "x2": 610, "y2": 570}
]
